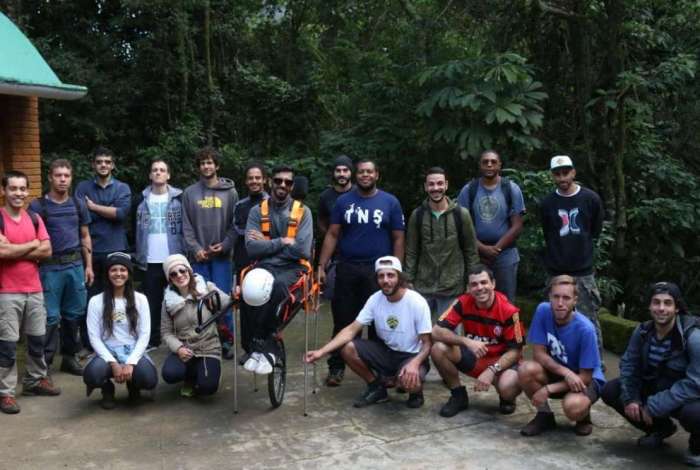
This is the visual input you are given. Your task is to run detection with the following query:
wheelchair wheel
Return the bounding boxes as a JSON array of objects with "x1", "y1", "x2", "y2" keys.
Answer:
[{"x1": 268, "y1": 338, "x2": 286, "y2": 408}]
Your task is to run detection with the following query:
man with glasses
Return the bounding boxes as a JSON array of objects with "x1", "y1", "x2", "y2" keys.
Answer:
[{"x1": 242, "y1": 165, "x2": 313, "y2": 375}]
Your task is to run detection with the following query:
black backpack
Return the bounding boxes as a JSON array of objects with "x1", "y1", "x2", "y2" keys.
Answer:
[
  {"x1": 0, "y1": 195, "x2": 80, "y2": 236},
  {"x1": 465, "y1": 176, "x2": 514, "y2": 223},
  {"x1": 414, "y1": 205, "x2": 466, "y2": 257}
]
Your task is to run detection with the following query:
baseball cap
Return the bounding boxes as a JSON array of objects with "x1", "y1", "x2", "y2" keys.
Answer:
[
  {"x1": 550, "y1": 155, "x2": 574, "y2": 171},
  {"x1": 375, "y1": 256, "x2": 402, "y2": 273}
]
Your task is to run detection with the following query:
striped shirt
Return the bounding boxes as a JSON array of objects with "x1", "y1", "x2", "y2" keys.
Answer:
[{"x1": 647, "y1": 334, "x2": 672, "y2": 371}]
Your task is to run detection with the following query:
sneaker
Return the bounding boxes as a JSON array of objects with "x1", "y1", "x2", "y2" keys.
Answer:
[
  {"x1": 325, "y1": 369, "x2": 344, "y2": 387},
  {"x1": 0, "y1": 396, "x2": 20, "y2": 414},
  {"x1": 574, "y1": 414, "x2": 593, "y2": 436},
  {"x1": 406, "y1": 391, "x2": 424, "y2": 408},
  {"x1": 637, "y1": 421, "x2": 678, "y2": 448},
  {"x1": 126, "y1": 382, "x2": 141, "y2": 402},
  {"x1": 243, "y1": 352, "x2": 260, "y2": 372},
  {"x1": 685, "y1": 450, "x2": 700, "y2": 467},
  {"x1": 60, "y1": 356, "x2": 84, "y2": 376},
  {"x1": 22, "y1": 377, "x2": 61, "y2": 396},
  {"x1": 100, "y1": 383, "x2": 116, "y2": 410},
  {"x1": 353, "y1": 383, "x2": 388, "y2": 408},
  {"x1": 499, "y1": 397, "x2": 517, "y2": 415},
  {"x1": 180, "y1": 383, "x2": 194, "y2": 398},
  {"x1": 439, "y1": 388, "x2": 469, "y2": 417},
  {"x1": 255, "y1": 354, "x2": 275, "y2": 375},
  {"x1": 521, "y1": 412, "x2": 556, "y2": 436}
]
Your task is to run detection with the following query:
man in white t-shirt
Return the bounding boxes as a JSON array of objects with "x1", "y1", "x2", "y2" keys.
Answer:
[
  {"x1": 134, "y1": 159, "x2": 184, "y2": 348},
  {"x1": 305, "y1": 256, "x2": 432, "y2": 408}
]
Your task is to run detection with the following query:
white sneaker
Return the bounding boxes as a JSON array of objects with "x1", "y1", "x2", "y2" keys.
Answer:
[
  {"x1": 255, "y1": 354, "x2": 275, "y2": 375},
  {"x1": 243, "y1": 352, "x2": 260, "y2": 372}
]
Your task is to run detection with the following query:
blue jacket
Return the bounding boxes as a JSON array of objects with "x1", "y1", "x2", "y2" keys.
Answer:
[
  {"x1": 134, "y1": 185, "x2": 184, "y2": 268},
  {"x1": 619, "y1": 314, "x2": 700, "y2": 417}
]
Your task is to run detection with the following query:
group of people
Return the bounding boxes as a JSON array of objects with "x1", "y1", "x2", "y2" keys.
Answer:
[{"x1": 0, "y1": 147, "x2": 697, "y2": 466}]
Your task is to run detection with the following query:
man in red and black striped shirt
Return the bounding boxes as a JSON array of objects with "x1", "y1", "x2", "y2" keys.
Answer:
[{"x1": 431, "y1": 264, "x2": 525, "y2": 417}]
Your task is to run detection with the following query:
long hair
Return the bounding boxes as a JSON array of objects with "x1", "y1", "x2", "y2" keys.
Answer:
[
  {"x1": 102, "y1": 269, "x2": 139, "y2": 338},
  {"x1": 167, "y1": 267, "x2": 201, "y2": 301}
]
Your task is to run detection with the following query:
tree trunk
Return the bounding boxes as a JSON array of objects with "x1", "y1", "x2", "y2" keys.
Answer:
[
  {"x1": 176, "y1": 1, "x2": 189, "y2": 118},
  {"x1": 203, "y1": 0, "x2": 214, "y2": 144}
]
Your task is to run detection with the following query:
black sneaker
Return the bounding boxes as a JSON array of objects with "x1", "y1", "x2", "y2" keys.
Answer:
[
  {"x1": 100, "y1": 382, "x2": 116, "y2": 410},
  {"x1": 325, "y1": 369, "x2": 344, "y2": 387},
  {"x1": 60, "y1": 356, "x2": 84, "y2": 376},
  {"x1": 520, "y1": 412, "x2": 556, "y2": 436},
  {"x1": 439, "y1": 387, "x2": 469, "y2": 417},
  {"x1": 353, "y1": 383, "x2": 388, "y2": 408},
  {"x1": 126, "y1": 382, "x2": 141, "y2": 402},
  {"x1": 637, "y1": 421, "x2": 677, "y2": 448},
  {"x1": 499, "y1": 396, "x2": 516, "y2": 415},
  {"x1": 406, "y1": 391, "x2": 424, "y2": 408}
]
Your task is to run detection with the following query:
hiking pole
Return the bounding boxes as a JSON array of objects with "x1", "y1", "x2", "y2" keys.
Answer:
[
  {"x1": 232, "y1": 275, "x2": 239, "y2": 414},
  {"x1": 312, "y1": 271, "x2": 321, "y2": 394},
  {"x1": 304, "y1": 296, "x2": 309, "y2": 417}
]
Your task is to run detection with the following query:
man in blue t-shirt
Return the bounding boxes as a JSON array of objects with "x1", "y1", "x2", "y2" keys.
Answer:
[
  {"x1": 318, "y1": 159, "x2": 405, "y2": 386},
  {"x1": 30, "y1": 160, "x2": 93, "y2": 376},
  {"x1": 518, "y1": 275, "x2": 605, "y2": 437},
  {"x1": 457, "y1": 150, "x2": 525, "y2": 302}
]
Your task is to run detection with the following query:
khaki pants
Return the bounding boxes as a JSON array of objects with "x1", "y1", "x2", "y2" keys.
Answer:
[{"x1": 0, "y1": 293, "x2": 48, "y2": 397}]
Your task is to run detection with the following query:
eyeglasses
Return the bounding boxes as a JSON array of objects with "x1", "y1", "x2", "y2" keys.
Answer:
[
  {"x1": 169, "y1": 268, "x2": 189, "y2": 279},
  {"x1": 273, "y1": 177, "x2": 294, "y2": 187}
]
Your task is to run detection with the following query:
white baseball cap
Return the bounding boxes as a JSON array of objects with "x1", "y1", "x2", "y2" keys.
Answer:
[
  {"x1": 550, "y1": 155, "x2": 574, "y2": 171},
  {"x1": 375, "y1": 255, "x2": 402, "y2": 273}
]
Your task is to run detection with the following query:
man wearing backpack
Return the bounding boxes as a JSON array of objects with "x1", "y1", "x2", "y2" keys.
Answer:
[
  {"x1": 0, "y1": 171, "x2": 60, "y2": 414},
  {"x1": 405, "y1": 167, "x2": 479, "y2": 319},
  {"x1": 29, "y1": 160, "x2": 93, "y2": 376},
  {"x1": 601, "y1": 282, "x2": 700, "y2": 467},
  {"x1": 457, "y1": 150, "x2": 525, "y2": 302}
]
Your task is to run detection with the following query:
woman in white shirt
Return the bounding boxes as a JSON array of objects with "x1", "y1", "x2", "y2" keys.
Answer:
[{"x1": 83, "y1": 252, "x2": 157, "y2": 409}]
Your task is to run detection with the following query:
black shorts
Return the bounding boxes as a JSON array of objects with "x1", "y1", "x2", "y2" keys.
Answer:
[
  {"x1": 352, "y1": 338, "x2": 429, "y2": 380},
  {"x1": 546, "y1": 371, "x2": 600, "y2": 403}
]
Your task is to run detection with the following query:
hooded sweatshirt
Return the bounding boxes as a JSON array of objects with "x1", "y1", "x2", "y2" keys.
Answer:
[{"x1": 182, "y1": 177, "x2": 238, "y2": 259}]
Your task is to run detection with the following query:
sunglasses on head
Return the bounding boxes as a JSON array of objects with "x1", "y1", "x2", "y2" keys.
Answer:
[
  {"x1": 273, "y1": 177, "x2": 294, "y2": 187},
  {"x1": 169, "y1": 267, "x2": 189, "y2": 279}
]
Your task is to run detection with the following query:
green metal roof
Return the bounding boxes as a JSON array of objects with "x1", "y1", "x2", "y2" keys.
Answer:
[{"x1": 0, "y1": 12, "x2": 87, "y2": 100}]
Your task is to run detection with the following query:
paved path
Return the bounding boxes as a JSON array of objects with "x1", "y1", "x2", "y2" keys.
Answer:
[{"x1": 0, "y1": 307, "x2": 691, "y2": 469}]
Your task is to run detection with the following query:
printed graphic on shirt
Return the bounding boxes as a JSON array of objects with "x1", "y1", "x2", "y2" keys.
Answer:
[
  {"x1": 147, "y1": 200, "x2": 168, "y2": 234},
  {"x1": 547, "y1": 332, "x2": 568, "y2": 364},
  {"x1": 197, "y1": 196, "x2": 223, "y2": 209},
  {"x1": 477, "y1": 195, "x2": 500, "y2": 222},
  {"x1": 112, "y1": 307, "x2": 127, "y2": 324},
  {"x1": 386, "y1": 315, "x2": 399, "y2": 330},
  {"x1": 558, "y1": 208, "x2": 581, "y2": 236},
  {"x1": 344, "y1": 203, "x2": 386, "y2": 229}
]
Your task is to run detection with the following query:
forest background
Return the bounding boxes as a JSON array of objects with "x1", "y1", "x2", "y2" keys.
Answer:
[{"x1": 2, "y1": 0, "x2": 699, "y2": 319}]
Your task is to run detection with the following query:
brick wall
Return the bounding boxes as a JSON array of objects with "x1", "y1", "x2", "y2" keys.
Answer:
[{"x1": 0, "y1": 94, "x2": 42, "y2": 203}]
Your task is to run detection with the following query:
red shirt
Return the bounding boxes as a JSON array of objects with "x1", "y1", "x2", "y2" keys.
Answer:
[
  {"x1": 0, "y1": 208, "x2": 50, "y2": 293},
  {"x1": 437, "y1": 291, "x2": 525, "y2": 357}
]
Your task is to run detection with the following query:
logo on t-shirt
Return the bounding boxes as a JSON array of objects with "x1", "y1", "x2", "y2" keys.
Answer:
[
  {"x1": 546, "y1": 332, "x2": 568, "y2": 364},
  {"x1": 478, "y1": 195, "x2": 500, "y2": 222},
  {"x1": 344, "y1": 203, "x2": 385, "y2": 229},
  {"x1": 386, "y1": 315, "x2": 399, "y2": 330},
  {"x1": 112, "y1": 308, "x2": 127, "y2": 324},
  {"x1": 558, "y1": 208, "x2": 581, "y2": 237},
  {"x1": 197, "y1": 196, "x2": 223, "y2": 209}
]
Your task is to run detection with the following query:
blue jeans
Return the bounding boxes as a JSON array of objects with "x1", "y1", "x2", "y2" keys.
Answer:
[
  {"x1": 40, "y1": 265, "x2": 87, "y2": 326},
  {"x1": 493, "y1": 262, "x2": 518, "y2": 303},
  {"x1": 192, "y1": 258, "x2": 234, "y2": 346}
]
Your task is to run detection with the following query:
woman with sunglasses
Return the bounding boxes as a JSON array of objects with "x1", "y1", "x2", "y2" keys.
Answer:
[
  {"x1": 160, "y1": 254, "x2": 229, "y2": 397},
  {"x1": 84, "y1": 252, "x2": 157, "y2": 409}
]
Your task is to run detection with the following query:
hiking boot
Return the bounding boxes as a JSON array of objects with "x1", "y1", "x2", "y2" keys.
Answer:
[
  {"x1": 499, "y1": 397, "x2": 516, "y2": 415},
  {"x1": 439, "y1": 387, "x2": 469, "y2": 418},
  {"x1": 60, "y1": 355, "x2": 84, "y2": 376},
  {"x1": 574, "y1": 414, "x2": 593, "y2": 436},
  {"x1": 0, "y1": 396, "x2": 20, "y2": 414},
  {"x1": 180, "y1": 382, "x2": 194, "y2": 398},
  {"x1": 406, "y1": 391, "x2": 424, "y2": 408},
  {"x1": 325, "y1": 369, "x2": 344, "y2": 387},
  {"x1": 520, "y1": 412, "x2": 556, "y2": 436},
  {"x1": 637, "y1": 421, "x2": 678, "y2": 448},
  {"x1": 22, "y1": 377, "x2": 61, "y2": 396},
  {"x1": 353, "y1": 383, "x2": 388, "y2": 408},
  {"x1": 126, "y1": 382, "x2": 141, "y2": 402},
  {"x1": 100, "y1": 382, "x2": 116, "y2": 410}
]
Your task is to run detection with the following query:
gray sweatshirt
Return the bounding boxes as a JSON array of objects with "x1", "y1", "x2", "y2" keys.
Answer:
[
  {"x1": 245, "y1": 197, "x2": 313, "y2": 268},
  {"x1": 182, "y1": 177, "x2": 238, "y2": 258}
]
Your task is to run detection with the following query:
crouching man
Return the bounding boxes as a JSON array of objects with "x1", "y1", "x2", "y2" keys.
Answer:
[
  {"x1": 601, "y1": 282, "x2": 700, "y2": 467},
  {"x1": 305, "y1": 256, "x2": 431, "y2": 408},
  {"x1": 519, "y1": 275, "x2": 605, "y2": 436},
  {"x1": 431, "y1": 264, "x2": 525, "y2": 417}
]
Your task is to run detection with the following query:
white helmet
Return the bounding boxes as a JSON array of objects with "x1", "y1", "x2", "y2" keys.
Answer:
[{"x1": 242, "y1": 268, "x2": 275, "y2": 306}]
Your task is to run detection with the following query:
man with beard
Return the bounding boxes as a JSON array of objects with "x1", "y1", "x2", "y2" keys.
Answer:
[
  {"x1": 29, "y1": 160, "x2": 93, "y2": 375},
  {"x1": 182, "y1": 147, "x2": 238, "y2": 359},
  {"x1": 601, "y1": 283, "x2": 700, "y2": 467},
  {"x1": 304, "y1": 256, "x2": 432, "y2": 409},
  {"x1": 318, "y1": 159, "x2": 406, "y2": 387},
  {"x1": 242, "y1": 165, "x2": 313, "y2": 375},
  {"x1": 518, "y1": 275, "x2": 605, "y2": 437},
  {"x1": 540, "y1": 155, "x2": 605, "y2": 360},
  {"x1": 233, "y1": 162, "x2": 268, "y2": 359},
  {"x1": 318, "y1": 155, "x2": 354, "y2": 385},
  {"x1": 457, "y1": 150, "x2": 525, "y2": 302},
  {"x1": 405, "y1": 167, "x2": 478, "y2": 319}
]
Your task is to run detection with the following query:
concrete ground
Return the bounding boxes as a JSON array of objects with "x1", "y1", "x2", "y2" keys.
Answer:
[{"x1": 0, "y1": 306, "x2": 691, "y2": 470}]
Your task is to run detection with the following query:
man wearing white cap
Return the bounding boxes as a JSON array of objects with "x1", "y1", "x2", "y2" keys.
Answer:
[
  {"x1": 304, "y1": 256, "x2": 432, "y2": 409},
  {"x1": 540, "y1": 155, "x2": 605, "y2": 358}
]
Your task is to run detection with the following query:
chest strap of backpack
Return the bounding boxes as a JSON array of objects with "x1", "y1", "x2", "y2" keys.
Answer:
[{"x1": 260, "y1": 199, "x2": 304, "y2": 240}]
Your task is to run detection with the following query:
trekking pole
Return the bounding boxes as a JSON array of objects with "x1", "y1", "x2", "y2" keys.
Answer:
[
  {"x1": 304, "y1": 295, "x2": 309, "y2": 417},
  {"x1": 232, "y1": 275, "x2": 239, "y2": 414},
  {"x1": 312, "y1": 272, "x2": 321, "y2": 394}
]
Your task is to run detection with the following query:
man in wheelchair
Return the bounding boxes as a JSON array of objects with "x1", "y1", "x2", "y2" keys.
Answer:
[
  {"x1": 242, "y1": 165, "x2": 313, "y2": 375},
  {"x1": 304, "y1": 256, "x2": 432, "y2": 408}
]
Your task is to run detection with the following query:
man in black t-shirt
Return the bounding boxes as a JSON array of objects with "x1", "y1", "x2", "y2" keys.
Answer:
[{"x1": 539, "y1": 155, "x2": 605, "y2": 357}]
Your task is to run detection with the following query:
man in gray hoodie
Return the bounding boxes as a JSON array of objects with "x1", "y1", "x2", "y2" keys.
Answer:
[
  {"x1": 242, "y1": 164, "x2": 313, "y2": 375},
  {"x1": 182, "y1": 147, "x2": 238, "y2": 357}
]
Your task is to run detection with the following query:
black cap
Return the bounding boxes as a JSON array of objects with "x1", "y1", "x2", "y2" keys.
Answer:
[
  {"x1": 650, "y1": 282, "x2": 687, "y2": 313},
  {"x1": 105, "y1": 252, "x2": 133, "y2": 273},
  {"x1": 333, "y1": 155, "x2": 354, "y2": 173}
]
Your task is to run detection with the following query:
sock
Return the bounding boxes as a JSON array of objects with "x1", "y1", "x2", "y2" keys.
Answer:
[
  {"x1": 536, "y1": 400, "x2": 552, "y2": 413},
  {"x1": 451, "y1": 385, "x2": 467, "y2": 397}
]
